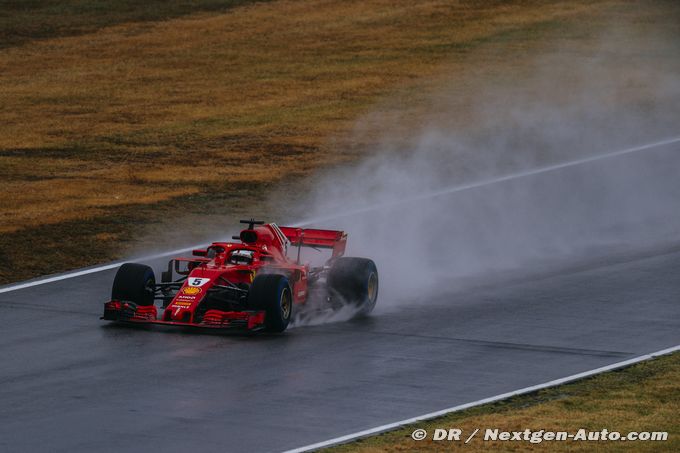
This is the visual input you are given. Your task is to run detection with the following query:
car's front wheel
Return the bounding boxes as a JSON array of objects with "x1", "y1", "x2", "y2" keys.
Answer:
[
  {"x1": 248, "y1": 274, "x2": 292, "y2": 332},
  {"x1": 111, "y1": 263, "x2": 156, "y2": 306}
]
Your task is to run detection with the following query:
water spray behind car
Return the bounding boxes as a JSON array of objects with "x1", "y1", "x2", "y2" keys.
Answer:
[{"x1": 275, "y1": 19, "x2": 680, "y2": 313}]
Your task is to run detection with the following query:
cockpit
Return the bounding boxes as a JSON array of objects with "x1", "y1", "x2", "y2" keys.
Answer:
[{"x1": 228, "y1": 249, "x2": 255, "y2": 265}]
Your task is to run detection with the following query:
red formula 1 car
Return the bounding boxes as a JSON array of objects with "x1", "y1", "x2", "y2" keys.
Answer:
[{"x1": 102, "y1": 220, "x2": 378, "y2": 333}]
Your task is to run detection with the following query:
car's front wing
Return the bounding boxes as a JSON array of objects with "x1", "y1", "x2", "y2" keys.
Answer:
[{"x1": 102, "y1": 300, "x2": 267, "y2": 332}]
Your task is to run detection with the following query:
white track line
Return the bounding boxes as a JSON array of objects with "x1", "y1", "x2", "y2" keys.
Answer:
[
  {"x1": 1, "y1": 136, "x2": 678, "y2": 295},
  {"x1": 281, "y1": 344, "x2": 680, "y2": 453},
  {"x1": 0, "y1": 245, "x2": 206, "y2": 295}
]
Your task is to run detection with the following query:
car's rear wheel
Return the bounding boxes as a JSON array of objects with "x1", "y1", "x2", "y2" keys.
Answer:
[
  {"x1": 111, "y1": 263, "x2": 156, "y2": 306},
  {"x1": 327, "y1": 257, "x2": 379, "y2": 316},
  {"x1": 247, "y1": 274, "x2": 292, "y2": 332}
]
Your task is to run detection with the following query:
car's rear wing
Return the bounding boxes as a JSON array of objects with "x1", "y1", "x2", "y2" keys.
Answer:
[{"x1": 278, "y1": 226, "x2": 347, "y2": 259}]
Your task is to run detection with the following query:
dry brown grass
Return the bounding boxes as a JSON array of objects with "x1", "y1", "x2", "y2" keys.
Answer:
[
  {"x1": 0, "y1": 0, "x2": 605, "y2": 235},
  {"x1": 328, "y1": 353, "x2": 680, "y2": 452}
]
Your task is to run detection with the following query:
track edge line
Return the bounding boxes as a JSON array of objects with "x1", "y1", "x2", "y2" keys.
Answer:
[{"x1": 280, "y1": 344, "x2": 680, "y2": 453}]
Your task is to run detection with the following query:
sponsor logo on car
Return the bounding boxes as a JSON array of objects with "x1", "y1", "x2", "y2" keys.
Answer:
[{"x1": 181, "y1": 286, "x2": 202, "y2": 296}]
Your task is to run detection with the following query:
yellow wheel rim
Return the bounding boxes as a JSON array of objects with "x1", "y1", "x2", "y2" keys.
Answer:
[
  {"x1": 280, "y1": 287, "x2": 292, "y2": 319},
  {"x1": 367, "y1": 272, "x2": 378, "y2": 302}
]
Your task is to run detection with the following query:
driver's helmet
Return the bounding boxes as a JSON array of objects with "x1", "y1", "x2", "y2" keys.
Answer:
[{"x1": 228, "y1": 249, "x2": 254, "y2": 265}]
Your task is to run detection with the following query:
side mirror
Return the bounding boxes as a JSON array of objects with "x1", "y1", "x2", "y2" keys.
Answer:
[
  {"x1": 161, "y1": 260, "x2": 173, "y2": 283},
  {"x1": 192, "y1": 249, "x2": 208, "y2": 257}
]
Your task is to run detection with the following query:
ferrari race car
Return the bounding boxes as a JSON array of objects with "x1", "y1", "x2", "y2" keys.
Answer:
[{"x1": 102, "y1": 220, "x2": 378, "y2": 333}]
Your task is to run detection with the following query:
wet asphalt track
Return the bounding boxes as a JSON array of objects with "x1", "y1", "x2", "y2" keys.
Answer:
[
  {"x1": 0, "y1": 244, "x2": 679, "y2": 453},
  {"x1": 1, "y1": 141, "x2": 680, "y2": 453}
]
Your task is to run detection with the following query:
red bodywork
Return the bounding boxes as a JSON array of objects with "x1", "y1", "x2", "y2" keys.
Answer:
[{"x1": 103, "y1": 223, "x2": 347, "y2": 331}]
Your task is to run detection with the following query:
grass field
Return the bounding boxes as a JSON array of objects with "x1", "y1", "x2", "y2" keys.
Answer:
[
  {"x1": 1, "y1": 0, "x2": 679, "y2": 283},
  {"x1": 327, "y1": 352, "x2": 679, "y2": 452}
]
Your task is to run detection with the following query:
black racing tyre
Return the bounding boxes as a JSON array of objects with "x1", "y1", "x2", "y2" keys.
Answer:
[
  {"x1": 327, "y1": 257, "x2": 379, "y2": 316},
  {"x1": 111, "y1": 263, "x2": 156, "y2": 306},
  {"x1": 247, "y1": 274, "x2": 292, "y2": 332}
]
